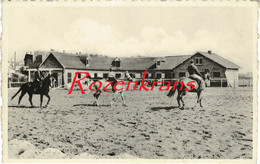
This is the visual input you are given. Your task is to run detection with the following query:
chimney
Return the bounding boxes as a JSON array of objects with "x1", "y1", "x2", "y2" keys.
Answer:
[{"x1": 208, "y1": 50, "x2": 212, "y2": 54}]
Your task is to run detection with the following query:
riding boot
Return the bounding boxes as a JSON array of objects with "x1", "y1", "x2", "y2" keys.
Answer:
[{"x1": 34, "y1": 83, "x2": 37, "y2": 92}]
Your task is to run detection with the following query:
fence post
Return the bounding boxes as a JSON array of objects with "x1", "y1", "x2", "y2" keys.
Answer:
[{"x1": 220, "y1": 78, "x2": 222, "y2": 88}]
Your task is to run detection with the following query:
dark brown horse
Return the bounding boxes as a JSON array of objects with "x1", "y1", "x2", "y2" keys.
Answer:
[
  {"x1": 167, "y1": 69, "x2": 210, "y2": 109},
  {"x1": 11, "y1": 73, "x2": 55, "y2": 108}
]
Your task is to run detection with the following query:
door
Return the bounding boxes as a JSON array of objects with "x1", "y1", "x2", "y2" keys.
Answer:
[{"x1": 52, "y1": 73, "x2": 58, "y2": 87}]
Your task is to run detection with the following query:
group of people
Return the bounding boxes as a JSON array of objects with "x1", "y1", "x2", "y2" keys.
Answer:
[{"x1": 33, "y1": 58, "x2": 207, "y2": 91}]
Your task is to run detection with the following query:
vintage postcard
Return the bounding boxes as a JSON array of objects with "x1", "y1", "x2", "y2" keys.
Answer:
[{"x1": 1, "y1": 1, "x2": 259, "y2": 163}]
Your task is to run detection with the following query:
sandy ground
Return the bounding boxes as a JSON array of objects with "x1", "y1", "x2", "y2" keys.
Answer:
[{"x1": 8, "y1": 87, "x2": 253, "y2": 159}]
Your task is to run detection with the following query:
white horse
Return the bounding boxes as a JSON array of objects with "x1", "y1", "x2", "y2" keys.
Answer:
[{"x1": 85, "y1": 74, "x2": 133, "y2": 107}]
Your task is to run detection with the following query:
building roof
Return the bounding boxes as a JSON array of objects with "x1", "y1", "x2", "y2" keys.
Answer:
[
  {"x1": 154, "y1": 55, "x2": 191, "y2": 70},
  {"x1": 197, "y1": 52, "x2": 240, "y2": 69},
  {"x1": 86, "y1": 55, "x2": 114, "y2": 70},
  {"x1": 31, "y1": 50, "x2": 240, "y2": 71},
  {"x1": 44, "y1": 52, "x2": 87, "y2": 70},
  {"x1": 84, "y1": 55, "x2": 157, "y2": 71},
  {"x1": 28, "y1": 62, "x2": 41, "y2": 69},
  {"x1": 118, "y1": 57, "x2": 157, "y2": 71}
]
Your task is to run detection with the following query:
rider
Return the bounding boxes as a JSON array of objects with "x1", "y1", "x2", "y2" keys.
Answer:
[
  {"x1": 33, "y1": 66, "x2": 44, "y2": 92},
  {"x1": 108, "y1": 68, "x2": 117, "y2": 92},
  {"x1": 124, "y1": 71, "x2": 133, "y2": 81},
  {"x1": 187, "y1": 59, "x2": 204, "y2": 90}
]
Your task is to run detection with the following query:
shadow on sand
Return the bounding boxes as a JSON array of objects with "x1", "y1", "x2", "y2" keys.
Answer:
[
  {"x1": 73, "y1": 103, "x2": 109, "y2": 107},
  {"x1": 8, "y1": 105, "x2": 41, "y2": 109},
  {"x1": 150, "y1": 106, "x2": 179, "y2": 111}
]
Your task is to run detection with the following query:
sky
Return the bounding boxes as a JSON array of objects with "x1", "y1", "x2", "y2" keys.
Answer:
[{"x1": 5, "y1": 5, "x2": 257, "y2": 73}]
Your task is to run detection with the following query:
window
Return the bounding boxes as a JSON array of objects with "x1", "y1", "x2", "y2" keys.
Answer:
[
  {"x1": 129, "y1": 73, "x2": 136, "y2": 78},
  {"x1": 94, "y1": 73, "x2": 98, "y2": 78},
  {"x1": 135, "y1": 74, "x2": 141, "y2": 78},
  {"x1": 77, "y1": 73, "x2": 81, "y2": 79},
  {"x1": 115, "y1": 61, "x2": 120, "y2": 67},
  {"x1": 145, "y1": 73, "x2": 150, "y2": 78},
  {"x1": 103, "y1": 73, "x2": 108, "y2": 78},
  {"x1": 67, "y1": 73, "x2": 72, "y2": 83},
  {"x1": 113, "y1": 58, "x2": 121, "y2": 67},
  {"x1": 213, "y1": 72, "x2": 220, "y2": 78},
  {"x1": 156, "y1": 73, "x2": 162, "y2": 79},
  {"x1": 157, "y1": 61, "x2": 161, "y2": 66},
  {"x1": 179, "y1": 72, "x2": 186, "y2": 77},
  {"x1": 116, "y1": 73, "x2": 121, "y2": 79},
  {"x1": 195, "y1": 57, "x2": 203, "y2": 65}
]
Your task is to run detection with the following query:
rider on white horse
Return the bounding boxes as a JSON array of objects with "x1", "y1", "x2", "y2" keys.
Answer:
[
  {"x1": 124, "y1": 71, "x2": 133, "y2": 81},
  {"x1": 108, "y1": 68, "x2": 117, "y2": 92}
]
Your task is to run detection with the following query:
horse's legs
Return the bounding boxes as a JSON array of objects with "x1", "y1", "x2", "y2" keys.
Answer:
[
  {"x1": 177, "y1": 91, "x2": 182, "y2": 109},
  {"x1": 28, "y1": 93, "x2": 33, "y2": 107},
  {"x1": 121, "y1": 91, "x2": 126, "y2": 106},
  {"x1": 18, "y1": 91, "x2": 26, "y2": 106},
  {"x1": 180, "y1": 93, "x2": 185, "y2": 108},
  {"x1": 177, "y1": 91, "x2": 185, "y2": 110},
  {"x1": 197, "y1": 91, "x2": 203, "y2": 108},
  {"x1": 40, "y1": 94, "x2": 43, "y2": 108},
  {"x1": 110, "y1": 92, "x2": 117, "y2": 107},
  {"x1": 44, "y1": 94, "x2": 51, "y2": 108},
  {"x1": 93, "y1": 90, "x2": 101, "y2": 106}
]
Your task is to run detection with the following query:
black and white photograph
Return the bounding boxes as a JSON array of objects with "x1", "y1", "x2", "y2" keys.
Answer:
[{"x1": 2, "y1": 2, "x2": 258, "y2": 163}]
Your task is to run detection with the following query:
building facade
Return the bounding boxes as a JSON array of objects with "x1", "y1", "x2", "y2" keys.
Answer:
[{"x1": 25, "y1": 50, "x2": 240, "y2": 88}]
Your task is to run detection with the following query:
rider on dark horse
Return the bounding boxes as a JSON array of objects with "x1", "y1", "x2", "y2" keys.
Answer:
[
  {"x1": 108, "y1": 68, "x2": 117, "y2": 92},
  {"x1": 188, "y1": 59, "x2": 204, "y2": 90},
  {"x1": 33, "y1": 67, "x2": 44, "y2": 92}
]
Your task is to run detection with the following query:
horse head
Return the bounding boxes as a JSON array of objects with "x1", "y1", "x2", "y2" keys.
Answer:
[
  {"x1": 84, "y1": 75, "x2": 92, "y2": 86},
  {"x1": 124, "y1": 73, "x2": 133, "y2": 81},
  {"x1": 203, "y1": 68, "x2": 211, "y2": 81},
  {"x1": 42, "y1": 73, "x2": 55, "y2": 88}
]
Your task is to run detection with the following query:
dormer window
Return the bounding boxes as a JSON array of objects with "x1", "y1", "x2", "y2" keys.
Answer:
[
  {"x1": 86, "y1": 56, "x2": 90, "y2": 66},
  {"x1": 156, "y1": 57, "x2": 165, "y2": 68},
  {"x1": 112, "y1": 57, "x2": 121, "y2": 67}
]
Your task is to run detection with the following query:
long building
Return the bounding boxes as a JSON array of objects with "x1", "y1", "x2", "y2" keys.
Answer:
[{"x1": 24, "y1": 50, "x2": 240, "y2": 88}]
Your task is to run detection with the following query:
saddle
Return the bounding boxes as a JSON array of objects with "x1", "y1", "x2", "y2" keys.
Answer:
[
  {"x1": 182, "y1": 78, "x2": 205, "y2": 91},
  {"x1": 33, "y1": 81, "x2": 43, "y2": 93},
  {"x1": 107, "y1": 77, "x2": 118, "y2": 92}
]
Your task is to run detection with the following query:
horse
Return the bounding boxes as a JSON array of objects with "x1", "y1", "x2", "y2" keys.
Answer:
[
  {"x1": 11, "y1": 73, "x2": 55, "y2": 108},
  {"x1": 85, "y1": 74, "x2": 133, "y2": 107},
  {"x1": 167, "y1": 69, "x2": 210, "y2": 109}
]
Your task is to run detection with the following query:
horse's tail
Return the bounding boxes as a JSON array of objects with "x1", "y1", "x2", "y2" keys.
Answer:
[
  {"x1": 11, "y1": 86, "x2": 22, "y2": 100},
  {"x1": 167, "y1": 84, "x2": 177, "y2": 98}
]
